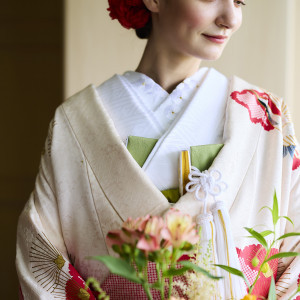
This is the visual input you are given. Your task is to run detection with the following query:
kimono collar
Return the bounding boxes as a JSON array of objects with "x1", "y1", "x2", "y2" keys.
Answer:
[
  {"x1": 62, "y1": 85, "x2": 170, "y2": 222},
  {"x1": 61, "y1": 75, "x2": 262, "y2": 220}
]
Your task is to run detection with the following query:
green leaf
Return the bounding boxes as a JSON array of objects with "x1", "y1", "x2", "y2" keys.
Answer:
[
  {"x1": 89, "y1": 256, "x2": 143, "y2": 284},
  {"x1": 244, "y1": 227, "x2": 268, "y2": 249},
  {"x1": 163, "y1": 266, "x2": 190, "y2": 277},
  {"x1": 214, "y1": 264, "x2": 250, "y2": 289},
  {"x1": 258, "y1": 206, "x2": 273, "y2": 215},
  {"x1": 149, "y1": 281, "x2": 162, "y2": 290},
  {"x1": 268, "y1": 276, "x2": 276, "y2": 300},
  {"x1": 180, "y1": 242, "x2": 194, "y2": 251},
  {"x1": 180, "y1": 261, "x2": 223, "y2": 280},
  {"x1": 265, "y1": 252, "x2": 300, "y2": 263},
  {"x1": 259, "y1": 230, "x2": 274, "y2": 237},
  {"x1": 244, "y1": 229, "x2": 274, "y2": 239},
  {"x1": 272, "y1": 191, "x2": 279, "y2": 226},
  {"x1": 134, "y1": 248, "x2": 147, "y2": 271},
  {"x1": 276, "y1": 232, "x2": 300, "y2": 241},
  {"x1": 279, "y1": 216, "x2": 294, "y2": 226}
]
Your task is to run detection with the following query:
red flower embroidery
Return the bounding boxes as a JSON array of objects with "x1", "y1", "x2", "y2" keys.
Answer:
[
  {"x1": 293, "y1": 149, "x2": 300, "y2": 170},
  {"x1": 107, "y1": 0, "x2": 150, "y2": 29},
  {"x1": 65, "y1": 264, "x2": 95, "y2": 300},
  {"x1": 236, "y1": 244, "x2": 278, "y2": 299},
  {"x1": 231, "y1": 90, "x2": 281, "y2": 131},
  {"x1": 19, "y1": 286, "x2": 24, "y2": 300}
]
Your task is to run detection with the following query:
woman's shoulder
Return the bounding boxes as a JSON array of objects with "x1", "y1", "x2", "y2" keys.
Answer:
[{"x1": 229, "y1": 73, "x2": 285, "y2": 114}]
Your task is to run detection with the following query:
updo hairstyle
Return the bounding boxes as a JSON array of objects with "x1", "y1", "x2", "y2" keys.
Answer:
[{"x1": 135, "y1": 19, "x2": 152, "y2": 39}]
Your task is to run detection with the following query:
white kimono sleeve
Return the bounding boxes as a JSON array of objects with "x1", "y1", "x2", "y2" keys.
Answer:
[
  {"x1": 276, "y1": 115, "x2": 300, "y2": 299},
  {"x1": 276, "y1": 165, "x2": 300, "y2": 299},
  {"x1": 16, "y1": 119, "x2": 96, "y2": 300}
]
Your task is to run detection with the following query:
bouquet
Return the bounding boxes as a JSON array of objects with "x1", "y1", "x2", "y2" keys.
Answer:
[
  {"x1": 89, "y1": 208, "x2": 221, "y2": 299},
  {"x1": 85, "y1": 192, "x2": 300, "y2": 300}
]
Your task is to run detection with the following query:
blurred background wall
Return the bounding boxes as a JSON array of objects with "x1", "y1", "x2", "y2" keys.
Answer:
[
  {"x1": 1, "y1": 1, "x2": 63, "y2": 298},
  {"x1": 2, "y1": 0, "x2": 299, "y2": 298}
]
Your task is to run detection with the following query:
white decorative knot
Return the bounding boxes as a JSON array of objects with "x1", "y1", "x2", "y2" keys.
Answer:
[
  {"x1": 196, "y1": 213, "x2": 213, "y2": 225},
  {"x1": 185, "y1": 167, "x2": 227, "y2": 202}
]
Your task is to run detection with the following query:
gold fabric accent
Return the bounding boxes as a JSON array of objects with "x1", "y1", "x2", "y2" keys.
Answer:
[
  {"x1": 210, "y1": 221, "x2": 217, "y2": 300},
  {"x1": 54, "y1": 254, "x2": 65, "y2": 270},
  {"x1": 181, "y1": 150, "x2": 191, "y2": 195},
  {"x1": 210, "y1": 221, "x2": 216, "y2": 265},
  {"x1": 218, "y1": 210, "x2": 234, "y2": 299},
  {"x1": 78, "y1": 288, "x2": 90, "y2": 300},
  {"x1": 29, "y1": 232, "x2": 84, "y2": 298}
]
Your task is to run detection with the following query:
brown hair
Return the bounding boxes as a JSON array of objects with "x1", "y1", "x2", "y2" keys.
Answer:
[{"x1": 135, "y1": 19, "x2": 152, "y2": 39}]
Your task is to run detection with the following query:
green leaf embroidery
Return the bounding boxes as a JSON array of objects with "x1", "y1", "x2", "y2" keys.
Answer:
[
  {"x1": 272, "y1": 191, "x2": 279, "y2": 226},
  {"x1": 276, "y1": 232, "x2": 300, "y2": 241},
  {"x1": 244, "y1": 227, "x2": 268, "y2": 249},
  {"x1": 258, "y1": 206, "x2": 273, "y2": 214},
  {"x1": 268, "y1": 276, "x2": 276, "y2": 300},
  {"x1": 265, "y1": 252, "x2": 300, "y2": 263},
  {"x1": 279, "y1": 216, "x2": 294, "y2": 226},
  {"x1": 214, "y1": 264, "x2": 250, "y2": 289},
  {"x1": 259, "y1": 230, "x2": 274, "y2": 237}
]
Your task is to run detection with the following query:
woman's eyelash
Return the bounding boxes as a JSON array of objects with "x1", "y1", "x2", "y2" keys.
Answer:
[{"x1": 235, "y1": 1, "x2": 246, "y2": 6}]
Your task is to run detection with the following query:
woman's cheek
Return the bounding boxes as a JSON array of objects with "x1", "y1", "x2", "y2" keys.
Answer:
[{"x1": 182, "y1": 8, "x2": 210, "y2": 29}]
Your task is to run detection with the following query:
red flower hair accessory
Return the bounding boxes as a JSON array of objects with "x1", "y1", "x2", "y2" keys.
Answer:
[{"x1": 107, "y1": 0, "x2": 151, "y2": 30}]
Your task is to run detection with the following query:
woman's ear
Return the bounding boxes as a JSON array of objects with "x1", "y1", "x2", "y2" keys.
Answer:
[{"x1": 143, "y1": 0, "x2": 160, "y2": 13}]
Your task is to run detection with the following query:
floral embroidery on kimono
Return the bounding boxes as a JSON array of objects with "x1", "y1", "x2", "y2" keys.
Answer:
[
  {"x1": 231, "y1": 89, "x2": 300, "y2": 171},
  {"x1": 236, "y1": 244, "x2": 279, "y2": 298},
  {"x1": 230, "y1": 89, "x2": 281, "y2": 131},
  {"x1": 29, "y1": 232, "x2": 94, "y2": 299}
]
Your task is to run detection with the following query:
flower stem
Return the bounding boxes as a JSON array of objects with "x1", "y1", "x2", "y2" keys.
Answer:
[
  {"x1": 156, "y1": 262, "x2": 165, "y2": 300},
  {"x1": 142, "y1": 281, "x2": 153, "y2": 300},
  {"x1": 168, "y1": 248, "x2": 177, "y2": 299},
  {"x1": 168, "y1": 276, "x2": 173, "y2": 299},
  {"x1": 249, "y1": 247, "x2": 271, "y2": 294}
]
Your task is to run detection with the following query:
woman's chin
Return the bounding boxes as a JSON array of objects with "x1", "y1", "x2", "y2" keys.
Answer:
[{"x1": 198, "y1": 51, "x2": 224, "y2": 61}]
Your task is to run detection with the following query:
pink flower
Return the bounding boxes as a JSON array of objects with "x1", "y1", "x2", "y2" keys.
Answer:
[
  {"x1": 162, "y1": 209, "x2": 199, "y2": 249},
  {"x1": 136, "y1": 235, "x2": 160, "y2": 252},
  {"x1": 144, "y1": 216, "x2": 165, "y2": 237},
  {"x1": 106, "y1": 216, "x2": 151, "y2": 249},
  {"x1": 106, "y1": 230, "x2": 125, "y2": 248},
  {"x1": 119, "y1": 215, "x2": 151, "y2": 246},
  {"x1": 122, "y1": 215, "x2": 150, "y2": 232},
  {"x1": 136, "y1": 216, "x2": 165, "y2": 252}
]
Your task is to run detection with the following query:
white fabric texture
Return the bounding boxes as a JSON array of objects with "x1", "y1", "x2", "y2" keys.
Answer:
[{"x1": 98, "y1": 68, "x2": 228, "y2": 190}]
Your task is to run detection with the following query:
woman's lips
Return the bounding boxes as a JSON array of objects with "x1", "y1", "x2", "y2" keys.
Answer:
[{"x1": 202, "y1": 34, "x2": 228, "y2": 44}]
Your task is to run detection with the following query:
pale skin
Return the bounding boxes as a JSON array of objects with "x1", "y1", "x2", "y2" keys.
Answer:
[{"x1": 136, "y1": 0, "x2": 244, "y2": 93}]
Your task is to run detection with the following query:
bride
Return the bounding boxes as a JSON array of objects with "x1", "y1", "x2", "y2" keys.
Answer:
[{"x1": 16, "y1": 0, "x2": 300, "y2": 299}]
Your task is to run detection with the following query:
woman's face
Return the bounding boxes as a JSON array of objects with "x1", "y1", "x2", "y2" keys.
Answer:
[{"x1": 152, "y1": 0, "x2": 244, "y2": 61}]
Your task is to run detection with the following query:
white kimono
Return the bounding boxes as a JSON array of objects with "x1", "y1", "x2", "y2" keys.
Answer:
[{"x1": 16, "y1": 68, "x2": 300, "y2": 300}]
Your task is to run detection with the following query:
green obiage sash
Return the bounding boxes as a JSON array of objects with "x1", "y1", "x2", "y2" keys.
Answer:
[{"x1": 127, "y1": 136, "x2": 223, "y2": 203}]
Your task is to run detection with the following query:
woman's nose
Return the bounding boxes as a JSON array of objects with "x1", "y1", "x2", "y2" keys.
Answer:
[{"x1": 215, "y1": 2, "x2": 242, "y2": 30}]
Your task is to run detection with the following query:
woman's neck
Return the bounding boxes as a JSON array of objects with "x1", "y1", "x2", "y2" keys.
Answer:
[{"x1": 135, "y1": 36, "x2": 201, "y2": 93}]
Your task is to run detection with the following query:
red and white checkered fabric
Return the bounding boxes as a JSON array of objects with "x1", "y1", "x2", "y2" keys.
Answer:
[{"x1": 100, "y1": 261, "x2": 187, "y2": 299}]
